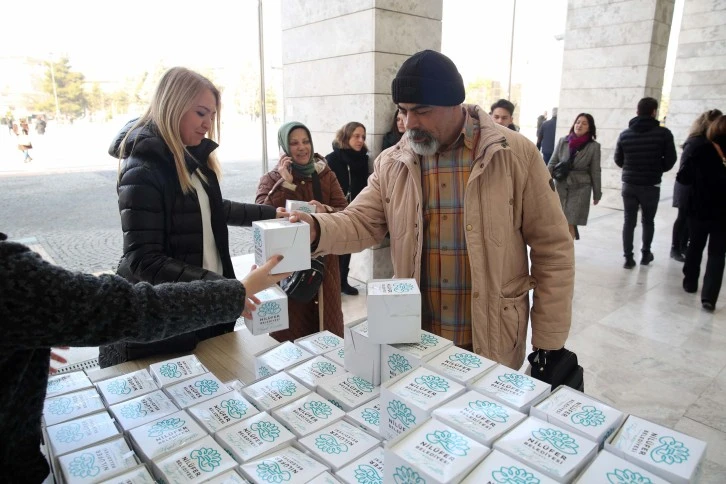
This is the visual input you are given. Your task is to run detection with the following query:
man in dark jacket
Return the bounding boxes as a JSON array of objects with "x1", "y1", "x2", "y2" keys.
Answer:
[
  {"x1": 537, "y1": 107, "x2": 557, "y2": 163},
  {"x1": 615, "y1": 97, "x2": 677, "y2": 268}
]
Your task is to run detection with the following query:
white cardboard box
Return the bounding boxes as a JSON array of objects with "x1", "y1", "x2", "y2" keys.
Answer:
[
  {"x1": 381, "y1": 330, "x2": 453, "y2": 383},
  {"x1": 98, "y1": 464, "x2": 156, "y2": 483},
  {"x1": 46, "y1": 411, "x2": 121, "y2": 458},
  {"x1": 96, "y1": 369, "x2": 159, "y2": 407},
  {"x1": 385, "y1": 417, "x2": 490, "y2": 484},
  {"x1": 43, "y1": 388, "x2": 106, "y2": 427},
  {"x1": 230, "y1": 253, "x2": 256, "y2": 281},
  {"x1": 153, "y1": 435, "x2": 237, "y2": 483},
  {"x1": 252, "y1": 219, "x2": 311, "y2": 274},
  {"x1": 295, "y1": 330, "x2": 344, "y2": 356},
  {"x1": 346, "y1": 398, "x2": 382, "y2": 439},
  {"x1": 127, "y1": 410, "x2": 207, "y2": 462},
  {"x1": 165, "y1": 372, "x2": 231, "y2": 409},
  {"x1": 366, "y1": 279, "x2": 421, "y2": 344},
  {"x1": 109, "y1": 390, "x2": 178, "y2": 432},
  {"x1": 605, "y1": 415, "x2": 707, "y2": 484},
  {"x1": 244, "y1": 285, "x2": 289, "y2": 336},
  {"x1": 241, "y1": 372, "x2": 311, "y2": 412},
  {"x1": 57, "y1": 437, "x2": 138, "y2": 484},
  {"x1": 317, "y1": 373, "x2": 380, "y2": 412},
  {"x1": 343, "y1": 320, "x2": 381, "y2": 385},
  {"x1": 240, "y1": 445, "x2": 330, "y2": 483},
  {"x1": 46, "y1": 371, "x2": 93, "y2": 399},
  {"x1": 307, "y1": 471, "x2": 340, "y2": 484},
  {"x1": 335, "y1": 445, "x2": 383, "y2": 484},
  {"x1": 424, "y1": 346, "x2": 498, "y2": 386},
  {"x1": 530, "y1": 385, "x2": 625, "y2": 447},
  {"x1": 493, "y1": 416, "x2": 598, "y2": 482},
  {"x1": 380, "y1": 367, "x2": 465, "y2": 440},
  {"x1": 285, "y1": 200, "x2": 317, "y2": 214},
  {"x1": 201, "y1": 469, "x2": 250, "y2": 483},
  {"x1": 187, "y1": 390, "x2": 260, "y2": 434},
  {"x1": 149, "y1": 355, "x2": 207, "y2": 388},
  {"x1": 288, "y1": 355, "x2": 346, "y2": 391},
  {"x1": 460, "y1": 449, "x2": 559, "y2": 484},
  {"x1": 254, "y1": 341, "x2": 314, "y2": 379},
  {"x1": 468, "y1": 365, "x2": 550, "y2": 413},
  {"x1": 214, "y1": 412, "x2": 295, "y2": 464},
  {"x1": 432, "y1": 390, "x2": 527, "y2": 447},
  {"x1": 325, "y1": 347, "x2": 346, "y2": 367},
  {"x1": 298, "y1": 420, "x2": 381, "y2": 471},
  {"x1": 574, "y1": 450, "x2": 669, "y2": 483},
  {"x1": 272, "y1": 393, "x2": 346, "y2": 438}
]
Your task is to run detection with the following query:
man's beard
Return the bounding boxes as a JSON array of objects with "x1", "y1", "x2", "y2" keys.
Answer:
[{"x1": 407, "y1": 129, "x2": 440, "y2": 156}]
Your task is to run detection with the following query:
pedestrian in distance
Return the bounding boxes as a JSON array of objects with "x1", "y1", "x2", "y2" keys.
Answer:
[
  {"x1": 17, "y1": 127, "x2": 33, "y2": 163},
  {"x1": 490, "y1": 98, "x2": 519, "y2": 131},
  {"x1": 382, "y1": 108, "x2": 405, "y2": 150},
  {"x1": 537, "y1": 107, "x2": 558, "y2": 163}
]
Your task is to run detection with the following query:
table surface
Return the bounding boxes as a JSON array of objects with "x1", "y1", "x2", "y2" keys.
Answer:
[{"x1": 86, "y1": 328, "x2": 279, "y2": 384}]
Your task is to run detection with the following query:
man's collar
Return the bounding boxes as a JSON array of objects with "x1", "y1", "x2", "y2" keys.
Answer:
[{"x1": 439, "y1": 107, "x2": 478, "y2": 153}]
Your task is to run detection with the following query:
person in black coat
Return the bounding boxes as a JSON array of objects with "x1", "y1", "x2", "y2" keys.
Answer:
[
  {"x1": 537, "y1": 107, "x2": 558, "y2": 163},
  {"x1": 100, "y1": 67, "x2": 284, "y2": 367},
  {"x1": 325, "y1": 121, "x2": 370, "y2": 295},
  {"x1": 670, "y1": 109, "x2": 722, "y2": 262},
  {"x1": 382, "y1": 108, "x2": 405, "y2": 150},
  {"x1": 677, "y1": 115, "x2": 726, "y2": 311}
]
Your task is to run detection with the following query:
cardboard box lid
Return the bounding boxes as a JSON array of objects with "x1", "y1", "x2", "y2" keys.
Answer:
[
  {"x1": 298, "y1": 420, "x2": 381, "y2": 471},
  {"x1": 187, "y1": 390, "x2": 260, "y2": 434},
  {"x1": 43, "y1": 388, "x2": 106, "y2": 427},
  {"x1": 461, "y1": 449, "x2": 559, "y2": 484},
  {"x1": 128, "y1": 409, "x2": 206, "y2": 461},
  {"x1": 46, "y1": 371, "x2": 93, "y2": 399},
  {"x1": 240, "y1": 445, "x2": 330, "y2": 483}
]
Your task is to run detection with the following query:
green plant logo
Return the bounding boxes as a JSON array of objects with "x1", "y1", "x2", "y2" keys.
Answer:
[
  {"x1": 68, "y1": 453, "x2": 100, "y2": 478},
  {"x1": 221, "y1": 399, "x2": 249, "y2": 419},
  {"x1": 468, "y1": 400, "x2": 509, "y2": 423},
  {"x1": 393, "y1": 282, "x2": 415, "y2": 293},
  {"x1": 361, "y1": 407, "x2": 380, "y2": 426},
  {"x1": 270, "y1": 379, "x2": 297, "y2": 396},
  {"x1": 387, "y1": 400, "x2": 416, "y2": 427},
  {"x1": 55, "y1": 423, "x2": 83, "y2": 443},
  {"x1": 147, "y1": 417, "x2": 185, "y2": 437},
  {"x1": 388, "y1": 354, "x2": 412, "y2": 374},
  {"x1": 492, "y1": 465, "x2": 541, "y2": 483},
  {"x1": 607, "y1": 468, "x2": 654, "y2": 484},
  {"x1": 195, "y1": 379, "x2": 220, "y2": 395},
  {"x1": 190, "y1": 447, "x2": 222, "y2": 472},
  {"x1": 254, "y1": 228, "x2": 262, "y2": 247},
  {"x1": 531, "y1": 428, "x2": 579, "y2": 455},
  {"x1": 498, "y1": 373, "x2": 535, "y2": 391},
  {"x1": 315, "y1": 434, "x2": 349, "y2": 454},
  {"x1": 354, "y1": 464, "x2": 383, "y2": 484},
  {"x1": 311, "y1": 361, "x2": 338, "y2": 375},
  {"x1": 320, "y1": 335, "x2": 341, "y2": 347},
  {"x1": 106, "y1": 379, "x2": 131, "y2": 395},
  {"x1": 393, "y1": 465, "x2": 426, "y2": 484},
  {"x1": 348, "y1": 376, "x2": 374, "y2": 392},
  {"x1": 420, "y1": 333, "x2": 438, "y2": 346},
  {"x1": 650, "y1": 436, "x2": 690, "y2": 465},
  {"x1": 259, "y1": 302, "x2": 282, "y2": 318},
  {"x1": 426, "y1": 429, "x2": 470, "y2": 456},
  {"x1": 47, "y1": 397, "x2": 73, "y2": 415},
  {"x1": 571, "y1": 405, "x2": 606, "y2": 427},
  {"x1": 303, "y1": 400, "x2": 333, "y2": 419},
  {"x1": 159, "y1": 363, "x2": 182, "y2": 379},
  {"x1": 256, "y1": 460, "x2": 291, "y2": 483},
  {"x1": 448, "y1": 353, "x2": 481, "y2": 368},
  {"x1": 414, "y1": 375, "x2": 449, "y2": 392},
  {"x1": 120, "y1": 401, "x2": 147, "y2": 419},
  {"x1": 250, "y1": 421, "x2": 281, "y2": 442}
]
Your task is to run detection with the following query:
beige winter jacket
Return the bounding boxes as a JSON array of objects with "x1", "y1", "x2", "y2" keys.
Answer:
[{"x1": 313, "y1": 105, "x2": 574, "y2": 369}]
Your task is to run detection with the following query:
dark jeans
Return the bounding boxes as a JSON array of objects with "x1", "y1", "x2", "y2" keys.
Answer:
[
  {"x1": 671, "y1": 205, "x2": 689, "y2": 253},
  {"x1": 683, "y1": 218, "x2": 726, "y2": 305},
  {"x1": 339, "y1": 253, "x2": 351, "y2": 283},
  {"x1": 622, "y1": 183, "x2": 660, "y2": 257},
  {"x1": 542, "y1": 152, "x2": 553, "y2": 164}
]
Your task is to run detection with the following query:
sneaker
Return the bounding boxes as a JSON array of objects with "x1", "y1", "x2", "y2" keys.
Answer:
[
  {"x1": 670, "y1": 248, "x2": 685, "y2": 262},
  {"x1": 623, "y1": 256, "x2": 636, "y2": 269},
  {"x1": 341, "y1": 282, "x2": 359, "y2": 296},
  {"x1": 640, "y1": 252, "x2": 654, "y2": 265},
  {"x1": 702, "y1": 301, "x2": 715, "y2": 311}
]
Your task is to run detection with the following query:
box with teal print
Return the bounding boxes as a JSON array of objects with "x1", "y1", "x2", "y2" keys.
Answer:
[
  {"x1": 366, "y1": 278, "x2": 421, "y2": 344},
  {"x1": 424, "y1": 345, "x2": 498, "y2": 386},
  {"x1": 164, "y1": 372, "x2": 231, "y2": 409},
  {"x1": 574, "y1": 450, "x2": 670, "y2": 483},
  {"x1": 384, "y1": 417, "x2": 491, "y2": 484},
  {"x1": 127, "y1": 409, "x2": 207, "y2": 462},
  {"x1": 96, "y1": 369, "x2": 159, "y2": 407},
  {"x1": 43, "y1": 388, "x2": 106, "y2": 427},
  {"x1": 239, "y1": 446, "x2": 330, "y2": 483},
  {"x1": 295, "y1": 330, "x2": 344, "y2": 356},
  {"x1": 213, "y1": 411, "x2": 295, "y2": 464},
  {"x1": 345, "y1": 397, "x2": 382, "y2": 439},
  {"x1": 298, "y1": 420, "x2": 381, "y2": 471},
  {"x1": 252, "y1": 219, "x2": 311, "y2": 274},
  {"x1": 152, "y1": 434, "x2": 238, "y2": 483},
  {"x1": 148, "y1": 354, "x2": 208, "y2": 388},
  {"x1": 316, "y1": 372, "x2": 380, "y2": 412},
  {"x1": 109, "y1": 390, "x2": 179, "y2": 432},
  {"x1": 380, "y1": 330, "x2": 453, "y2": 383},
  {"x1": 254, "y1": 341, "x2": 313, "y2": 379},
  {"x1": 46, "y1": 410, "x2": 121, "y2": 460},
  {"x1": 380, "y1": 366, "x2": 465, "y2": 440},
  {"x1": 187, "y1": 390, "x2": 260, "y2": 434},
  {"x1": 241, "y1": 372, "x2": 312, "y2": 412},
  {"x1": 530, "y1": 385, "x2": 625, "y2": 448},
  {"x1": 336, "y1": 446, "x2": 384, "y2": 484},
  {"x1": 287, "y1": 355, "x2": 346, "y2": 392},
  {"x1": 343, "y1": 320, "x2": 381, "y2": 385},
  {"x1": 493, "y1": 416, "x2": 599, "y2": 482},
  {"x1": 285, "y1": 199, "x2": 317, "y2": 214},
  {"x1": 604, "y1": 415, "x2": 706, "y2": 484},
  {"x1": 468, "y1": 365, "x2": 550, "y2": 413},
  {"x1": 56, "y1": 436, "x2": 139, "y2": 484},
  {"x1": 244, "y1": 285, "x2": 289, "y2": 336},
  {"x1": 272, "y1": 393, "x2": 346, "y2": 438},
  {"x1": 460, "y1": 449, "x2": 560, "y2": 484}
]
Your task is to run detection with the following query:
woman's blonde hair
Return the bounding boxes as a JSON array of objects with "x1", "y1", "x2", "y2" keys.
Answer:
[
  {"x1": 333, "y1": 122, "x2": 367, "y2": 151},
  {"x1": 687, "y1": 109, "x2": 722, "y2": 140},
  {"x1": 118, "y1": 67, "x2": 222, "y2": 193}
]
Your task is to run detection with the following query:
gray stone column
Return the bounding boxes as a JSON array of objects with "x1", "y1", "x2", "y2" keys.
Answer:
[
  {"x1": 668, "y1": 0, "x2": 726, "y2": 147},
  {"x1": 281, "y1": 0, "x2": 443, "y2": 281},
  {"x1": 557, "y1": 0, "x2": 674, "y2": 204}
]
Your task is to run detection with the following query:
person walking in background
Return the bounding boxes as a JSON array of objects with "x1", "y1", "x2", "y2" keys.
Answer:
[
  {"x1": 256, "y1": 121, "x2": 349, "y2": 340},
  {"x1": 17, "y1": 128, "x2": 33, "y2": 163},
  {"x1": 537, "y1": 110, "x2": 548, "y2": 132},
  {"x1": 548, "y1": 113, "x2": 601, "y2": 240},
  {"x1": 382, "y1": 108, "x2": 405, "y2": 150},
  {"x1": 670, "y1": 109, "x2": 722, "y2": 262},
  {"x1": 677, "y1": 115, "x2": 726, "y2": 311},
  {"x1": 100, "y1": 67, "x2": 284, "y2": 368},
  {"x1": 537, "y1": 107, "x2": 558, "y2": 163},
  {"x1": 326, "y1": 121, "x2": 370, "y2": 296},
  {"x1": 615, "y1": 97, "x2": 677, "y2": 269},
  {"x1": 490, "y1": 98, "x2": 519, "y2": 131}
]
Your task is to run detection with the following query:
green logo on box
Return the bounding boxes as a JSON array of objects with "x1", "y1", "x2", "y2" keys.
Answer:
[
  {"x1": 190, "y1": 447, "x2": 222, "y2": 472},
  {"x1": 257, "y1": 460, "x2": 291, "y2": 483},
  {"x1": 650, "y1": 436, "x2": 690, "y2": 465},
  {"x1": 607, "y1": 468, "x2": 654, "y2": 484},
  {"x1": 426, "y1": 429, "x2": 470, "y2": 456}
]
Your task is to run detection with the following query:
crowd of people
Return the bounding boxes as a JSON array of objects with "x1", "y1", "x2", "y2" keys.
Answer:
[{"x1": 2, "y1": 51, "x2": 725, "y2": 482}]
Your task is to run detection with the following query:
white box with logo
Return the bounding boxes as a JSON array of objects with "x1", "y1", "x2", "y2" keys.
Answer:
[
  {"x1": 46, "y1": 371, "x2": 93, "y2": 399},
  {"x1": 96, "y1": 369, "x2": 159, "y2": 407},
  {"x1": 605, "y1": 415, "x2": 706, "y2": 484},
  {"x1": 424, "y1": 346, "x2": 498, "y2": 386},
  {"x1": 231, "y1": 253, "x2": 256, "y2": 280},
  {"x1": 469, "y1": 365, "x2": 550, "y2": 413},
  {"x1": 127, "y1": 409, "x2": 206, "y2": 462},
  {"x1": 381, "y1": 330, "x2": 453, "y2": 383},
  {"x1": 343, "y1": 320, "x2": 381, "y2": 385},
  {"x1": 380, "y1": 367, "x2": 465, "y2": 440},
  {"x1": 202, "y1": 469, "x2": 250, "y2": 483},
  {"x1": 255, "y1": 341, "x2": 314, "y2": 379},
  {"x1": 346, "y1": 398, "x2": 382, "y2": 439},
  {"x1": 574, "y1": 450, "x2": 669, "y2": 483},
  {"x1": 461, "y1": 449, "x2": 559, "y2": 484},
  {"x1": 295, "y1": 330, "x2": 344, "y2": 356},
  {"x1": 214, "y1": 411, "x2": 295, "y2": 464},
  {"x1": 100, "y1": 464, "x2": 156, "y2": 483},
  {"x1": 285, "y1": 199, "x2": 317, "y2": 214},
  {"x1": 366, "y1": 279, "x2": 421, "y2": 344},
  {"x1": 109, "y1": 390, "x2": 178, "y2": 432},
  {"x1": 46, "y1": 410, "x2": 121, "y2": 459},
  {"x1": 43, "y1": 388, "x2": 105, "y2": 427},
  {"x1": 240, "y1": 446, "x2": 330, "y2": 483},
  {"x1": 307, "y1": 471, "x2": 340, "y2": 484},
  {"x1": 432, "y1": 390, "x2": 526, "y2": 447},
  {"x1": 493, "y1": 416, "x2": 598, "y2": 482},
  {"x1": 325, "y1": 346, "x2": 346, "y2": 367},
  {"x1": 149, "y1": 355, "x2": 207, "y2": 388},
  {"x1": 57, "y1": 436, "x2": 138, "y2": 484},
  {"x1": 384, "y1": 417, "x2": 490, "y2": 484},
  {"x1": 165, "y1": 372, "x2": 231, "y2": 409},
  {"x1": 252, "y1": 219, "x2": 311, "y2": 274},
  {"x1": 153, "y1": 435, "x2": 237, "y2": 483},
  {"x1": 335, "y1": 445, "x2": 383, "y2": 484},
  {"x1": 187, "y1": 390, "x2": 260, "y2": 434},
  {"x1": 244, "y1": 285, "x2": 289, "y2": 336},
  {"x1": 272, "y1": 393, "x2": 346, "y2": 438},
  {"x1": 299, "y1": 420, "x2": 381, "y2": 471},
  {"x1": 288, "y1": 355, "x2": 346, "y2": 391},
  {"x1": 241, "y1": 372, "x2": 311, "y2": 412},
  {"x1": 317, "y1": 373, "x2": 380, "y2": 412}
]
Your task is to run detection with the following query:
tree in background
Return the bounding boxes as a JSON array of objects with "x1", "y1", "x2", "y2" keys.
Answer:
[{"x1": 32, "y1": 57, "x2": 86, "y2": 120}]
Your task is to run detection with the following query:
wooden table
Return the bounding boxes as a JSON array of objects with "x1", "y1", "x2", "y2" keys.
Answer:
[{"x1": 86, "y1": 328, "x2": 278, "y2": 385}]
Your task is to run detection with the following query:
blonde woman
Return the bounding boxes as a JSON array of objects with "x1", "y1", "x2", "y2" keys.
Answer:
[{"x1": 100, "y1": 67, "x2": 283, "y2": 367}]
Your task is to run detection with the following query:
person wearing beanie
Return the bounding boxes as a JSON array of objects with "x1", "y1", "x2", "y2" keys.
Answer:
[
  {"x1": 290, "y1": 49, "x2": 574, "y2": 371},
  {"x1": 256, "y1": 121, "x2": 349, "y2": 340}
]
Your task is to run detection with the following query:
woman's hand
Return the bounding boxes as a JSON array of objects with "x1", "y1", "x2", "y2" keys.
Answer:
[
  {"x1": 593, "y1": 199, "x2": 600, "y2": 205},
  {"x1": 278, "y1": 155, "x2": 294, "y2": 184},
  {"x1": 240, "y1": 255, "x2": 292, "y2": 316},
  {"x1": 242, "y1": 294, "x2": 261, "y2": 319},
  {"x1": 49, "y1": 346, "x2": 69, "y2": 374},
  {"x1": 276, "y1": 207, "x2": 289, "y2": 218}
]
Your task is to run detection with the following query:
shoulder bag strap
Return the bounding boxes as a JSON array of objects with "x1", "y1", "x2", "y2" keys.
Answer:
[{"x1": 311, "y1": 170, "x2": 323, "y2": 202}]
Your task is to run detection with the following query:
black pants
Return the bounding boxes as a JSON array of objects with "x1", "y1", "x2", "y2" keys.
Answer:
[
  {"x1": 683, "y1": 218, "x2": 726, "y2": 305},
  {"x1": 622, "y1": 183, "x2": 660, "y2": 257},
  {"x1": 671, "y1": 205, "x2": 689, "y2": 253},
  {"x1": 339, "y1": 253, "x2": 351, "y2": 284},
  {"x1": 543, "y1": 152, "x2": 553, "y2": 164}
]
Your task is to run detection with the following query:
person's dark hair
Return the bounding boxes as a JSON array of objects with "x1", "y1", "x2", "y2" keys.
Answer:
[
  {"x1": 333, "y1": 122, "x2": 367, "y2": 151},
  {"x1": 568, "y1": 113, "x2": 596, "y2": 139},
  {"x1": 707, "y1": 115, "x2": 726, "y2": 153},
  {"x1": 490, "y1": 99, "x2": 515, "y2": 116},
  {"x1": 637, "y1": 97, "x2": 658, "y2": 116},
  {"x1": 389, "y1": 109, "x2": 403, "y2": 134}
]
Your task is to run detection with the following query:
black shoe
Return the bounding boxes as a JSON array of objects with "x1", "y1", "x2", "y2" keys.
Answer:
[
  {"x1": 702, "y1": 301, "x2": 715, "y2": 311},
  {"x1": 640, "y1": 252, "x2": 654, "y2": 265},
  {"x1": 683, "y1": 279, "x2": 697, "y2": 293},
  {"x1": 670, "y1": 248, "x2": 685, "y2": 262},
  {"x1": 341, "y1": 282, "x2": 359, "y2": 296},
  {"x1": 623, "y1": 257, "x2": 636, "y2": 269}
]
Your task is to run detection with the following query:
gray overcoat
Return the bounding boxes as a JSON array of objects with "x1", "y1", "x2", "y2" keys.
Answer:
[{"x1": 548, "y1": 137, "x2": 602, "y2": 225}]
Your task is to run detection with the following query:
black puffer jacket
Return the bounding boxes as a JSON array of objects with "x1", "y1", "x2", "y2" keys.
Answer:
[
  {"x1": 325, "y1": 145, "x2": 369, "y2": 201},
  {"x1": 672, "y1": 136, "x2": 705, "y2": 208},
  {"x1": 614, "y1": 116, "x2": 677, "y2": 185},
  {"x1": 99, "y1": 121, "x2": 276, "y2": 367},
  {"x1": 676, "y1": 138, "x2": 726, "y2": 221}
]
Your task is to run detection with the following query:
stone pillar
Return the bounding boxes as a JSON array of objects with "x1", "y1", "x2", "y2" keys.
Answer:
[
  {"x1": 557, "y1": 0, "x2": 674, "y2": 205},
  {"x1": 668, "y1": 0, "x2": 726, "y2": 147},
  {"x1": 281, "y1": 0, "x2": 443, "y2": 281}
]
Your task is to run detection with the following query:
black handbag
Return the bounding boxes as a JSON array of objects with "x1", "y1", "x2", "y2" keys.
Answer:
[
  {"x1": 552, "y1": 158, "x2": 573, "y2": 181},
  {"x1": 528, "y1": 347, "x2": 584, "y2": 392},
  {"x1": 279, "y1": 171, "x2": 325, "y2": 303}
]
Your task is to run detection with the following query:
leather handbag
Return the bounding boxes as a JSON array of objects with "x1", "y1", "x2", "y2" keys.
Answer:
[
  {"x1": 552, "y1": 158, "x2": 573, "y2": 181},
  {"x1": 528, "y1": 347, "x2": 584, "y2": 392}
]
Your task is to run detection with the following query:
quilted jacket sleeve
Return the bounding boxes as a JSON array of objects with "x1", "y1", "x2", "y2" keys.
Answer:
[{"x1": 223, "y1": 200, "x2": 277, "y2": 226}]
